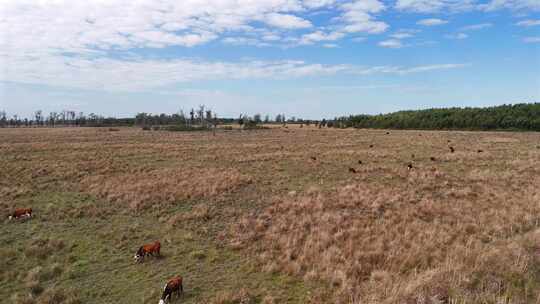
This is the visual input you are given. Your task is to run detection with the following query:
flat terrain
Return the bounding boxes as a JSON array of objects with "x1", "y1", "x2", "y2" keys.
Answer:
[{"x1": 1, "y1": 126, "x2": 540, "y2": 304}]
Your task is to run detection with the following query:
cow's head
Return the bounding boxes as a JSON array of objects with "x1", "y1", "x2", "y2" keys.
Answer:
[
  {"x1": 8, "y1": 215, "x2": 13, "y2": 220},
  {"x1": 133, "y1": 246, "x2": 144, "y2": 262},
  {"x1": 158, "y1": 300, "x2": 165, "y2": 304}
]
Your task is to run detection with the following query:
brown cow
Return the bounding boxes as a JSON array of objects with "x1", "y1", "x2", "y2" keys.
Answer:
[
  {"x1": 159, "y1": 276, "x2": 183, "y2": 304},
  {"x1": 349, "y1": 167, "x2": 357, "y2": 174},
  {"x1": 8, "y1": 208, "x2": 32, "y2": 220},
  {"x1": 134, "y1": 241, "x2": 161, "y2": 263}
]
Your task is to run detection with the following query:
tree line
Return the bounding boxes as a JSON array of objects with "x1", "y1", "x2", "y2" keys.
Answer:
[
  {"x1": 332, "y1": 103, "x2": 540, "y2": 131},
  {"x1": 0, "y1": 110, "x2": 134, "y2": 128},
  {"x1": 3, "y1": 103, "x2": 537, "y2": 131},
  {"x1": 0, "y1": 105, "x2": 314, "y2": 128}
]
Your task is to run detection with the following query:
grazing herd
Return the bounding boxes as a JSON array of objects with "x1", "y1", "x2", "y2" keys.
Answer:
[
  {"x1": 303, "y1": 135, "x2": 478, "y2": 174},
  {"x1": 8, "y1": 130, "x2": 486, "y2": 303},
  {"x1": 333, "y1": 135, "x2": 480, "y2": 173}
]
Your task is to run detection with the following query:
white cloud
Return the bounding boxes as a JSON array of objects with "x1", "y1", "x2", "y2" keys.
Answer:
[
  {"x1": 417, "y1": 18, "x2": 449, "y2": 26},
  {"x1": 460, "y1": 23, "x2": 493, "y2": 31},
  {"x1": 389, "y1": 29, "x2": 419, "y2": 40},
  {"x1": 339, "y1": 0, "x2": 389, "y2": 34},
  {"x1": 398, "y1": 0, "x2": 539, "y2": 12},
  {"x1": 0, "y1": 56, "x2": 351, "y2": 91},
  {"x1": 264, "y1": 13, "x2": 312, "y2": 29},
  {"x1": 222, "y1": 37, "x2": 270, "y2": 47},
  {"x1": 349, "y1": 63, "x2": 469, "y2": 75},
  {"x1": 396, "y1": 0, "x2": 474, "y2": 12},
  {"x1": 516, "y1": 20, "x2": 540, "y2": 27},
  {"x1": 262, "y1": 33, "x2": 282, "y2": 41},
  {"x1": 299, "y1": 30, "x2": 345, "y2": 44},
  {"x1": 0, "y1": 53, "x2": 469, "y2": 91},
  {"x1": 378, "y1": 39, "x2": 404, "y2": 48},
  {"x1": 445, "y1": 33, "x2": 468, "y2": 39},
  {"x1": 523, "y1": 37, "x2": 540, "y2": 43},
  {"x1": 0, "y1": 0, "x2": 474, "y2": 92},
  {"x1": 322, "y1": 43, "x2": 339, "y2": 48},
  {"x1": 351, "y1": 37, "x2": 367, "y2": 42},
  {"x1": 480, "y1": 0, "x2": 540, "y2": 11},
  {"x1": 391, "y1": 33, "x2": 414, "y2": 39},
  {"x1": 397, "y1": 63, "x2": 470, "y2": 74},
  {"x1": 0, "y1": 0, "x2": 392, "y2": 57}
]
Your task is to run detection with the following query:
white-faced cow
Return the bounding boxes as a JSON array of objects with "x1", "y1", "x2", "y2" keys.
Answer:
[
  {"x1": 134, "y1": 241, "x2": 161, "y2": 263},
  {"x1": 8, "y1": 208, "x2": 32, "y2": 220},
  {"x1": 159, "y1": 276, "x2": 183, "y2": 304}
]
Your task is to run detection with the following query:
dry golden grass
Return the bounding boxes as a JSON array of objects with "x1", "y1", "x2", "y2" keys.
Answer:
[
  {"x1": 1, "y1": 126, "x2": 540, "y2": 303},
  {"x1": 209, "y1": 288, "x2": 255, "y2": 304},
  {"x1": 234, "y1": 178, "x2": 540, "y2": 303},
  {"x1": 81, "y1": 167, "x2": 251, "y2": 210}
]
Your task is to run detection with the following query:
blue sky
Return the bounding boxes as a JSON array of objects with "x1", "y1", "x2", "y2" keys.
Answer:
[{"x1": 0, "y1": 0, "x2": 539, "y2": 119}]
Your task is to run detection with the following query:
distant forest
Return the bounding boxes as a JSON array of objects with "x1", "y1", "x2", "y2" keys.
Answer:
[
  {"x1": 333, "y1": 103, "x2": 540, "y2": 131},
  {"x1": 0, "y1": 103, "x2": 538, "y2": 131}
]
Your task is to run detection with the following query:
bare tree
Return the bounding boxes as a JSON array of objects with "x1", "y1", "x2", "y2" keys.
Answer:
[
  {"x1": 197, "y1": 105, "x2": 205, "y2": 125},
  {"x1": 34, "y1": 110, "x2": 43, "y2": 127},
  {"x1": 0, "y1": 110, "x2": 7, "y2": 128},
  {"x1": 189, "y1": 108, "x2": 195, "y2": 125},
  {"x1": 48, "y1": 112, "x2": 58, "y2": 127}
]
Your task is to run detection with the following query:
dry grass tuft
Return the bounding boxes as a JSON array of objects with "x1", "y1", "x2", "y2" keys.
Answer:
[
  {"x1": 234, "y1": 175, "x2": 540, "y2": 303},
  {"x1": 81, "y1": 168, "x2": 251, "y2": 210},
  {"x1": 209, "y1": 288, "x2": 255, "y2": 304},
  {"x1": 24, "y1": 239, "x2": 66, "y2": 260}
]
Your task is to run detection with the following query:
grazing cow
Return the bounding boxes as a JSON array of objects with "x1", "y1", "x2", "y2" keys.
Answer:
[
  {"x1": 358, "y1": 160, "x2": 363, "y2": 165},
  {"x1": 430, "y1": 157, "x2": 436, "y2": 161},
  {"x1": 386, "y1": 132, "x2": 390, "y2": 135},
  {"x1": 310, "y1": 156, "x2": 317, "y2": 161},
  {"x1": 8, "y1": 208, "x2": 32, "y2": 220},
  {"x1": 369, "y1": 144, "x2": 374, "y2": 148},
  {"x1": 134, "y1": 241, "x2": 161, "y2": 263},
  {"x1": 159, "y1": 276, "x2": 183, "y2": 304},
  {"x1": 349, "y1": 167, "x2": 357, "y2": 174},
  {"x1": 407, "y1": 163, "x2": 413, "y2": 170},
  {"x1": 477, "y1": 149, "x2": 483, "y2": 153},
  {"x1": 449, "y1": 146, "x2": 455, "y2": 153}
]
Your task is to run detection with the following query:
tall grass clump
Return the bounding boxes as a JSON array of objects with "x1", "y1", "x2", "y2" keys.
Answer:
[{"x1": 234, "y1": 173, "x2": 540, "y2": 303}]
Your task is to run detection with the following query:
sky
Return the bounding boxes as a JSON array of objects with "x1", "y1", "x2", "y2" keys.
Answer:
[{"x1": 0, "y1": 0, "x2": 539, "y2": 119}]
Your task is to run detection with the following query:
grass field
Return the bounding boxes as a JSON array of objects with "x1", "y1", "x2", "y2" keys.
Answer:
[{"x1": 1, "y1": 126, "x2": 540, "y2": 304}]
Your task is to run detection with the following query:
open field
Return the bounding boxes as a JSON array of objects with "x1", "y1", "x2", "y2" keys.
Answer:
[{"x1": 1, "y1": 126, "x2": 540, "y2": 304}]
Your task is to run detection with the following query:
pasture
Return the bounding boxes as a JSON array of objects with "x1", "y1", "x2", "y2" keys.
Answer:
[{"x1": 1, "y1": 126, "x2": 540, "y2": 304}]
